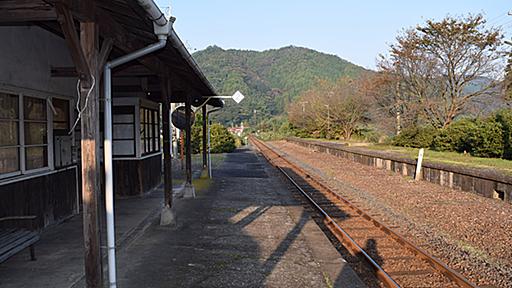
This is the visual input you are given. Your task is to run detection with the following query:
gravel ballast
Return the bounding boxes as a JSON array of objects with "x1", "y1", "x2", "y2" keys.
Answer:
[{"x1": 268, "y1": 140, "x2": 512, "y2": 288}]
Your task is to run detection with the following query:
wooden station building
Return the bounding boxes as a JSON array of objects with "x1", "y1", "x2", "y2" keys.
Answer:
[{"x1": 0, "y1": 0, "x2": 221, "y2": 229}]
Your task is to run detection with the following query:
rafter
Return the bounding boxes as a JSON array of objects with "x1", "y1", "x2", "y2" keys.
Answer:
[
  {"x1": 54, "y1": 1, "x2": 91, "y2": 82},
  {"x1": 0, "y1": 0, "x2": 56, "y2": 23}
]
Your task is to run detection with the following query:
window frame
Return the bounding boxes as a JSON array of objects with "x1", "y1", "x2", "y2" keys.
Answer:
[
  {"x1": 0, "y1": 92, "x2": 21, "y2": 178},
  {"x1": 140, "y1": 106, "x2": 160, "y2": 156},
  {"x1": 0, "y1": 87, "x2": 57, "y2": 180},
  {"x1": 112, "y1": 105, "x2": 136, "y2": 157}
]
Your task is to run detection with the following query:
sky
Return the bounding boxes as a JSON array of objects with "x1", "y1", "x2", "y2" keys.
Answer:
[{"x1": 156, "y1": 1, "x2": 512, "y2": 70}]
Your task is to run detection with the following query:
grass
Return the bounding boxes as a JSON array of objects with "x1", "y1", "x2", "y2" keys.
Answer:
[
  {"x1": 295, "y1": 138, "x2": 512, "y2": 174},
  {"x1": 365, "y1": 144, "x2": 512, "y2": 174}
]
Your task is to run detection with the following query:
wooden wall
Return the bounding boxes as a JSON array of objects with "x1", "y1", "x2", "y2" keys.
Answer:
[
  {"x1": 286, "y1": 138, "x2": 512, "y2": 204},
  {"x1": 0, "y1": 167, "x2": 78, "y2": 229},
  {"x1": 113, "y1": 154, "x2": 161, "y2": 197}
]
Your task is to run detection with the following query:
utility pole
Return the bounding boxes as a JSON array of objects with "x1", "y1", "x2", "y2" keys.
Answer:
[
  {"x1": 324, "y1": 104, "x2": 330, "y2": 137},
  {"x1": 300, "y1": 101, "x2": 308, "y2": 122}
]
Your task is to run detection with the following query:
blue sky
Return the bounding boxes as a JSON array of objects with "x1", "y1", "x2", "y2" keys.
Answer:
[{"x1": 156, "y1": 1, "x2": 512, "y2": 69}]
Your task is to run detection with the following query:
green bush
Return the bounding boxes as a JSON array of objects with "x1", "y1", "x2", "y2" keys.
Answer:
[
  {"x1": 189, "y1": 122, "x2": 236, "y2": 154},
  {"x1": 391, "y1": 126, "x2": 438, "y2": 148},
  {"x1": 466, "y1": 118, "x2": 503, "y2": 158},
  {"x1": 495, "y1": 109, "x2": 512, "y2": 159},
  {"x1": 431, "y1": 118, "x2": 476, "y2": 152},
  {"x1": 209, "y1": 123, "x2": 236, "y2": 153}
]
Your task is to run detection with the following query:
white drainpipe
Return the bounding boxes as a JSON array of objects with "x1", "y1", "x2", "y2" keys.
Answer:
[
  {"x1": 103, "y1": 1, "x2": 170, "y2": 287},
  {"x1": 206, "y1": 107, "x2": 222, "y2": 178}
]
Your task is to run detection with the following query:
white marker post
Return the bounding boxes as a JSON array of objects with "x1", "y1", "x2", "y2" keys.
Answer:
[{"x1": 415, "y1": 148, "x2": 425, "y2": 181}]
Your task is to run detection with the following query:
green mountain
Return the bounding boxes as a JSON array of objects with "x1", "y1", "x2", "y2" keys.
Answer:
[{"x1": 192, "y1": 45, "x2": 369, "y2": 125}]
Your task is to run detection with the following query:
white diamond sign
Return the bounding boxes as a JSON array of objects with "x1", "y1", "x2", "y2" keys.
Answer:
[{"x1": 232, "y1": 91, "x2": 245, "y2": 103}]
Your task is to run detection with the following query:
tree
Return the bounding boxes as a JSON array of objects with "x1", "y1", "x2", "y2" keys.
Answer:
[
  {"x1": 504, "y1": 52, "x2": 512, "y2": 101},
  {"x1": 379, "y1": 15, "x2": 504, "y2": 128},
  {"x1": 288, "y1": 77, "x2": 369, "y2": 140}
]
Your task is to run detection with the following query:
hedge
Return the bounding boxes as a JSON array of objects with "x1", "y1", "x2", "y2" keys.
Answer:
[{"x1": 392, "y1": 109, "x2": 512, "y2": 159}]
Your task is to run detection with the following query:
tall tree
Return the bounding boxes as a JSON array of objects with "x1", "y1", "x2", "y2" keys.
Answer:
[
  {"x1": 380, "y1": 15, "x2": 504, "y2": 128},
  {"x1": 288, "y1": 77, "x2": 369, "y2": 139},
  {"x1": 504, "y1": 51, "x2": 512, "y2": 101}
]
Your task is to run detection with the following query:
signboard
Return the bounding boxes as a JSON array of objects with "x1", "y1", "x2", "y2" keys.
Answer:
[
  {"x1": 171, "y1": 106, "x2": 195, "y2": 129},
  {"x1": 232, "y1": 91, "x2": 245, "y2": 103}
]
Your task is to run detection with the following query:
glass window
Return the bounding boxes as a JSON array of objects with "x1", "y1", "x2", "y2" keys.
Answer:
[
  {"x1": 24, "y1": 97, "x2": 46, "y2": 121},
  {"x1": 140, "y1": 107, "x2": 160, "y2": 155},
  {"x1": 53, "y1": 98, "x2": 69, "y2": 131},
  {"x1": 24, "y1": 122, "x2": 47, "y2": 145},
  {"x1": 0, "y1": 147, "x2": 19, "y2": 174},
  {"x1": 0, "y1": 92, "x2": 20, "y2": 175},
  {"x1": 113, "y1": 106, "x2": 135, "y2": 157},
  {"x1": 25, "y1": 146, "x2": 48, "y2": 170},
  {"x1": 0, "y1": 93, "x2": 50, "y2": 178},
  {"x1": 23, "y1": 96, "x2": 48, "y2": 171}
]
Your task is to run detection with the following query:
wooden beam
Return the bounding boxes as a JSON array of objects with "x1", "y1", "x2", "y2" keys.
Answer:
[
  {"x1": 79, "y1": 20, "x2": 103, "y2": 288},
  {"x1": 0, "y1": 0, "x2": 56, "y2": 23},
  {"x1": 55, "y1": 1, "x2": 91, "y2": 82},
  {"x1": 51, "y1": 66, "x2": 77, "y2": 77},
  {"x1": 161, "y1": 71, "x2": 173, "y2": 208},
  {"x1": 98, "y1": 38, "x2": 113, "y2": 69},
  {"x1": 185, "y1": 95, "x2": 193, "y2": 185}
]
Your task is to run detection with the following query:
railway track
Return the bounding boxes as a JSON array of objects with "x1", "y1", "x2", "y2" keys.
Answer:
[{"x1": 250, "y1": 136, "x2": 479, "y2": 288}]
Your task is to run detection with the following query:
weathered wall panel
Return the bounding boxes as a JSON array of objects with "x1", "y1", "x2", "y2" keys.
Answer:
[
  {"x1": 113, "y1": 154, "x2": 161, "y2": 197},
  {"x1": 0, "y1": 167, "x2": 78, "y2": 229}
]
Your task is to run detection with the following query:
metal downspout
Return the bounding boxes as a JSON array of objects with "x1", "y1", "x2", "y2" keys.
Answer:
[{"x1": 104, "y1": 2, "x2": 170, "y2": 287}]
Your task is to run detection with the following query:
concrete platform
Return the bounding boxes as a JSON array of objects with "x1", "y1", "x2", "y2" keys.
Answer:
[
  {"x1": 116, "y1": 147, "x2": 365, "y2": 288},
  {"x1": 0, "y1": 149, "x2": 365, "y2": 288}
]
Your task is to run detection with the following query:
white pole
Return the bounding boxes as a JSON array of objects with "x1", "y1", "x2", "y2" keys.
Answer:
[
  {"x1": 415, "y1": 148, "x2": 425, "y2": 181},
  {"x1": 208, "y1": 120, "x2": 212, "y2": 178},
  {"x1": 103, "y1": 65, "x2": 117, "y2": 288},
  {"x1": 103, "y1": 39, "x2": 168, "y2": 288}
]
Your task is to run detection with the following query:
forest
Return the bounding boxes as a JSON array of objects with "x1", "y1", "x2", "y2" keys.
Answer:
[{"x1": 194, "y1": 14, "x2": 512, "y2": 160}]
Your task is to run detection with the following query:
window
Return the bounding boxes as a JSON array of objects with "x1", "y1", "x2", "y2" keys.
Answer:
[
  {"x1": 140, "y1": 107, "x2": 159, "y2": 155},
  {"x1": 0, "y1": 92, "x2": 20, "y2": 175},
  {"x1": 24, "y1": 97, "x2": 48, "y2": 170},
  {"x1": 52, "y1": 98, "x2": 69, "y2": 132},
  {"x1": 113, "y1": 106, "x2": 135, "y2": 156},
  {"x1": 0, "y1": 92, "x2": 49, "y2": 178}
]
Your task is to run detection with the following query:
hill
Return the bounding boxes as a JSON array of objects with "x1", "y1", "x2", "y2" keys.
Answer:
[{"x1": 192, "y1": 45, "x2": 370, "y2": 125}]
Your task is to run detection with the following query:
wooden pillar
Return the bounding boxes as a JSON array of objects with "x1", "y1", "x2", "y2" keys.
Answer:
[
  {"x1": 80, "y1": 21, "x2": 103, "y2": 288},
  {"x1": 202, "y1": 105, "x2": 207, "y2": 169},
  {"x1": 161, "y1": 74, "x2": 173, "y2": 207},
  {"x1": 185, "y1": 96, "x2": 192, "y2": 184}
]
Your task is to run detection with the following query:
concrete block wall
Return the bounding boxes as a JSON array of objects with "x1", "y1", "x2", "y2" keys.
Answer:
[{"x1": 286, "y1": 138, "x2": 512, "y2": 203}]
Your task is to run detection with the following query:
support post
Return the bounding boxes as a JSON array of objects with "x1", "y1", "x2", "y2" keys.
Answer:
[
  {"x1": 160, "y1": 72, "x2": 176, "y2": 225},
  {"x1": 171, "y1": 102, "x2": 177, "y2": 158},
  {"x1": 80, "y1": 21, "x2": 103, "y2": 288},
  {"x1": 202, "y1": 105, "x2": 207, "y2": 170},
  {"x1": 162, "y1": 75, "x2": 173, "y2": 207},
  {"x1": 183, "y1": 96, "x2": 195, "y2": 198}
]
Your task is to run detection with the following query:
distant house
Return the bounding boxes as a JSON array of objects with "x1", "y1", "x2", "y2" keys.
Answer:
[{"x1": 228, "y1": 123, "x2": 246, "y2": 137}]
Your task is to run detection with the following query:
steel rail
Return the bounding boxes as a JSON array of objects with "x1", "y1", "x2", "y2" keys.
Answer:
[{"x1": 249, "y1": 136, "x2": 479, "y2": 288}]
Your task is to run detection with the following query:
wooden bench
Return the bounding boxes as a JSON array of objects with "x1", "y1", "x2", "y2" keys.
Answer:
[{"x1": 0, "y1": 216, "x2": 40, "y2": 263}]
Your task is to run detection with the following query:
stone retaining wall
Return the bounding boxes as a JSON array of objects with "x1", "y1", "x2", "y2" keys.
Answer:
[{"x1": 286, "y1": 137, "x2": 512, "y2": 203}]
